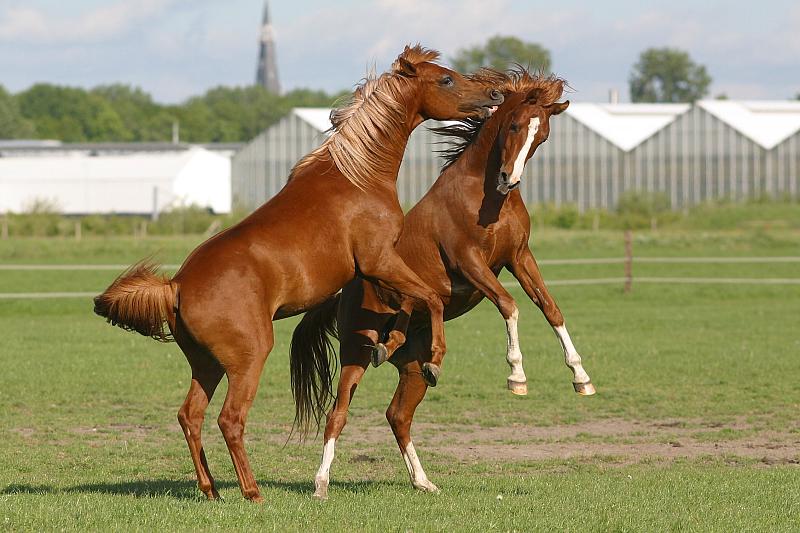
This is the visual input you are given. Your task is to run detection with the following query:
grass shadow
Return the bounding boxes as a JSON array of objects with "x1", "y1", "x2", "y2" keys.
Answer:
[{"x1": 2, "y1": 478, "x2": 397, "y2": 500}]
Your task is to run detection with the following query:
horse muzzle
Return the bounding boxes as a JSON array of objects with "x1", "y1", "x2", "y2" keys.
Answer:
[{"x1": 497, "y1": 171, "x2": 520, "y2": 195}]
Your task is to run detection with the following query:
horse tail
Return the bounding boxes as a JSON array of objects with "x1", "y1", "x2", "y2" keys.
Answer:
[
  {"x1": 93, "y1": 260, "x2": 176, "y2": 342},
  {"x1": 290, "y1": 294, "x2": 341, "y2": 436}
]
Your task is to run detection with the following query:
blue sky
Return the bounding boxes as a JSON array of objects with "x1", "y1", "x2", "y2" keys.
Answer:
[{"x1": 1, "y1": 0, "x2": 798, "y2": 103}]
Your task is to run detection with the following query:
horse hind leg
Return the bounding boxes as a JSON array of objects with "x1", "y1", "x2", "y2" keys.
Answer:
[
  {"x1": 314, "y1": 345, "x2": 370, "y2": 500},
  {"x1": 175, "y1": 335, "x2": 225, "y2": 499},
  {"x1": 214, "y1": 328, "x2": 274, "y2": 503},
  {"x1": 386, "y1": 335, "x2": 439, "y2": 493}
]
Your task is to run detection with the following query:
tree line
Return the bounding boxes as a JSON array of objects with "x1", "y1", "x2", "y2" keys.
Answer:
[
  {"x1": 2, "y1": 36, "x2": 794, "y2": 144},
  {"x1": 0, "y1": 83, "x2": 343, "y2": 143}
]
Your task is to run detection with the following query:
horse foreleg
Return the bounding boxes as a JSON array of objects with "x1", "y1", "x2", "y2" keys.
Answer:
[
  {"x1": 457, "y1": 248, "x2": 528, "y2": 395},
  {"x1": 370, "y1": 297, "x2": 413, "y2": 368},
  {"x1": 358, "y1": 250, "x2": 445, "y2": 387},
  {"x1": 509, "y1": 248, "x2": 595, "y2": 395},
  {"x1": 387, "y1": 353, "x2": 438, "y2": 493},
  {"x1": 313, "y1": 344, "x2": 370, "y2": 500}
]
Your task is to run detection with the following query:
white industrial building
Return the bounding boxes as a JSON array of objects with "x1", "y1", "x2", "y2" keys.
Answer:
[
  {"x1": 232, "y1": 102, "x2": 800, "y2": 211},
  {"x1": 0, "y1": 143, "x2": 236, "y2": 215}
]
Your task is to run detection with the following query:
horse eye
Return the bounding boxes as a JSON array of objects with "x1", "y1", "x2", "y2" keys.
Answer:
[
  {"x1": 509, "y1": 123, "x2": 519, "y2": 132},
  {"x1": 441, "y1": 76, "x2": 454, "y2": 87}
]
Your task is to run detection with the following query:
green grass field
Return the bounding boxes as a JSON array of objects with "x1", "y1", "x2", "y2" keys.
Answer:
[{"x1": 1, "y1": 229, "x2": 799, "y2": 531}]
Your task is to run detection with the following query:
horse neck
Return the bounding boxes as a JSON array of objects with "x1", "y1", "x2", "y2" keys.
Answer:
[
  {"x1": 373, "y1": 84, "x2": 425, "y2": 187},
  {"x1": 444, "y1": 103, "x2": 512, "y2": 201}
]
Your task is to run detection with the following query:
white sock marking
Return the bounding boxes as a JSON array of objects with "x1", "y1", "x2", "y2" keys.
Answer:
[
  {"x1": 505, "y1": 307, "x2": 526, "y2": 383},
  {"x1": 401, "y1": 441, "x2": 437, "y2": 491},
  {"x1": 315, "y1": 438, "x2": 336, "y2": 484},
  {"x1": 554, "y1": 324, "x2": 591, "y2": 384}
]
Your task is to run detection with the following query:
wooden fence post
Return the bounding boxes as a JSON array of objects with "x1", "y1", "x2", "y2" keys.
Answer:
[
  {"x1": 1, "y1": 217, "x2": 7, "y2": 240},
  {"x1": 624, "y1": 230, "x2": 633, "y2": 293},
  {"x1": 74, "y1": 220, "x2": 82, "y2": 242}
]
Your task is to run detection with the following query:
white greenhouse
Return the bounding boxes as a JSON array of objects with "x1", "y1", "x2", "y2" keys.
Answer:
[
  {"x1": 0, "y1": 144, "x2": 235, "y2": 215},
  {"x1": 232, "y1": 102, "x2": 800, "y2": 211}
]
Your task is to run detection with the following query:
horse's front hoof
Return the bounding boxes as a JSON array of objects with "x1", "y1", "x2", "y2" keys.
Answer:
[
  {"x1": 371, "y1": 343, "x2": 388, "y2": 367},
  {"x1": 573, "y1": 380, "x2": 596, "y2": 396},
  {"x1": 313, "y1": 477, "x2": 329, "y2": 501},
  {"x1": 507, "y1": 379, "x2": 528, "y2": 396},
  {"x1": 422, "y1": 363, "x2": 440, "y2": 387}
]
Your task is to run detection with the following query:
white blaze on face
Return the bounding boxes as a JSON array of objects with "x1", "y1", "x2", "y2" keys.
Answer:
[{"x1": 509, "y1": 117, "x2": 540, "y2": 185}]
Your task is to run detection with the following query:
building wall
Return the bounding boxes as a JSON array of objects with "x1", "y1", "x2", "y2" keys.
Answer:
[
  {"x1": 231, "y1": 115, "x2": 450, "y2": 211},
  {"x1": 233, "y1": 107, "x2": 800, "y2": 212}
]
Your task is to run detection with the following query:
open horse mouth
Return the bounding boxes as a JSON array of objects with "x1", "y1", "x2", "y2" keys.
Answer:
[{"x1": 496, "y1": 171, "x2": 520, "y2": 195}]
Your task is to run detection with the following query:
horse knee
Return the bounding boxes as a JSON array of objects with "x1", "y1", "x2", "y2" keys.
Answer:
[
  {"x1": 498, "y1": 297, "x2": 517, "y2": 321},
  {"x1": 178, "y1": 407, "x2": 203, "y2": 436},
  {"x1": 426, "y1": 296, "x2": 443, "y2": 316},
  {"x1": 217, "y1": 411, "x2": 244, "y2": 443}
]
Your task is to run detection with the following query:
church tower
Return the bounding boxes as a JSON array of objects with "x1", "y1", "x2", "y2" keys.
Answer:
[{"x1": 256, "y1": 1, "x2": 281, "y2": 94}]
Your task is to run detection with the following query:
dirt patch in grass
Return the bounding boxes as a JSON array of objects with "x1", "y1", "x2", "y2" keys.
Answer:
[
  {"x1": 406, "y1": 417, "x2": 800, "y2": 465},
  {"x1": 14, "y1": 416, "x2": 798, "y2": 467}
]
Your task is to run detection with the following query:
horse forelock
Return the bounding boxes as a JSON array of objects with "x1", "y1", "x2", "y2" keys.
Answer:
[
  {"x1": 501, "y1": 66, "x2": 566, "y2": 106},
  {"x1": 392, "y1": 44, "x2": 441, "y2": 70}
]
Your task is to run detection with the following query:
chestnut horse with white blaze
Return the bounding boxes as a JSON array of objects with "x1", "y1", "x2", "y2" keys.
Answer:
[
  {"x1": 93, "y1": 45, "x2": 504, "y2": 503},
  {"x1": 291, "y1": 70, "x2": 594, "y2": 499}
]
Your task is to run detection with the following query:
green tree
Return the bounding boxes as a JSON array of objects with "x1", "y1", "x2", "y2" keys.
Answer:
[
  {"x1": 91, "y1": 84, "x2": 176, "y2": 141},
  {"x1": 451, "y1": 35, "x2": 551, "y2": 73},
  {"x1": 629, "y1": 48, "x2": 711, "y2": 103},
  {"x1": 0, "y1": 85, "x2": 34, "y2": 138},
  {"x1": 9, "y1": 82, "x2": 341, "y2": 143},
  {"x1": 17, "y1": 84, "x2": 128, "y2": 141}
]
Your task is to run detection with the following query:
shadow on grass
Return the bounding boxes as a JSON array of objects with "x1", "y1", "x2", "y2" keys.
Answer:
[{"x1": 1, "y1": 478, "x2": 393, "y2": 500}]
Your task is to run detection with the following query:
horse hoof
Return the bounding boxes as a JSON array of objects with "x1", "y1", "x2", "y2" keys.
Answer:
[
  {"x1": 247, "y1": 494, "x2": 265, "y2": 504},
  {"x1": 313, "y1": 477, "x2": 329, "y2": 500},
  {"x1": 412, "y1": 480, "x2": 440, "y2": 493},
  {"x1": 371, "y1": 343, "x2": 388, "y2": 367},
  {"x1": 507, "y1": 379, "x2": 528, "y2": 396},
  {"x1": 422, "y1": 363, "x2": 440, "y2": 387},
  {"x1": 573, "y1": 381, "x2": 596, "y2": 396}
]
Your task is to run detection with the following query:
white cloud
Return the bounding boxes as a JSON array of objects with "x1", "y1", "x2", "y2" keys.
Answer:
[{"x1": 0, "y1": 0, "x2": 181, "y2": 43}]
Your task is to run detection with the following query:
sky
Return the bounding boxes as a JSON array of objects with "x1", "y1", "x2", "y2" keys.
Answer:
[{"x1": 1, "y1": 0, "x2": 798, "y2": 103}]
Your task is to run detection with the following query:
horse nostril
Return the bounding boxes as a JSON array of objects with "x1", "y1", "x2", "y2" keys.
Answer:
[{"x1": 500, "y1": 171, "x2": 508, "y2": 181}]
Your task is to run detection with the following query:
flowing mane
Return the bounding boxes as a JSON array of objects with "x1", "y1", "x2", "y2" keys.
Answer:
[
  {"x1": 432, "y1": 68, "x2": 567, "y2": 170},
  {"x1": 292, "y1": 45, "x2": 441, "y2": 189}
]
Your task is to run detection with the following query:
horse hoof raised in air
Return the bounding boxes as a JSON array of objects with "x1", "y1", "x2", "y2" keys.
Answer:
[
  {"x1": 421, "y1": 362, "x2": 441, "y2": 387},
  {"x1": 507, "y1": 379, "x2": 528, "y2": 396},
  {"x1": 573, "y1": 380, "x2": 596, "y2": 396},
  {"x1": 371, "y1": 343, "x2": 389, "y2": 367}
]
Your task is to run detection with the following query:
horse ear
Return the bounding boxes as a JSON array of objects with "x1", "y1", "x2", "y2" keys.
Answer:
[
  {"x1": 525, "y1": 88, "x2": 542, "y2": 103},
  {"x1": 548, "y1": 100, "x2": 570, "y2": 115},
  {"x1": 394, "y1": 57, "x2": 418, "y2": 77}
]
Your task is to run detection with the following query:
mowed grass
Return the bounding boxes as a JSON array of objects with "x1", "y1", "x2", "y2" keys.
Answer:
[{"x1": 1, "y1": 230, "x2": 799, "y2": 531}]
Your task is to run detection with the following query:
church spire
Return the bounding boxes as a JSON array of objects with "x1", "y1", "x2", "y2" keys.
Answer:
[{"x1": 256, "y1": 1, "x2": 281, "y2": 94}]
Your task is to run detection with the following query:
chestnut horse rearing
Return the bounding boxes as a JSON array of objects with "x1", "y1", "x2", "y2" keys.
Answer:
[
  {"x1": 291, "y1": 69, "x2": 594, "y2": 498},
  {"x1": 93, "y1": 45, "x2": 503, "y2": 502}
]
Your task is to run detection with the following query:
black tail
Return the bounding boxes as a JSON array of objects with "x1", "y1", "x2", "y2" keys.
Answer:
[{"x1": 290, "y1": 294, "x2": 341, "y2": 436}]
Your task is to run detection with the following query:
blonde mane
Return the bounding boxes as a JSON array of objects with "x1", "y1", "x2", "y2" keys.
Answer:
[{"x1": 292, "y1": 45, "x2": 441, "y2": 189}]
